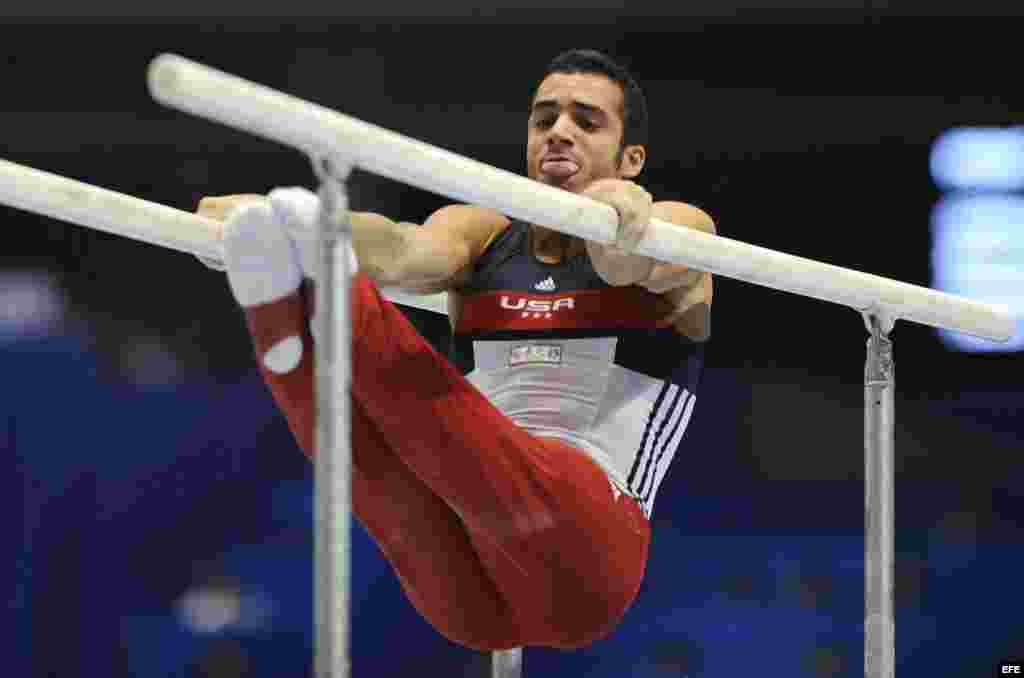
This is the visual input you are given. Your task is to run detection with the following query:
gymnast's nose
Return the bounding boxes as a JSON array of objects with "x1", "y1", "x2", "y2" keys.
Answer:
[{"x1": 547, "y1": 114, "x2": 577, "y2": 145}]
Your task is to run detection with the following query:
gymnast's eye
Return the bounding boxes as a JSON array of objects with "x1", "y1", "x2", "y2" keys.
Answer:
[{"x1": 575, "y1": 116, "x2": 597, "y2": 131}]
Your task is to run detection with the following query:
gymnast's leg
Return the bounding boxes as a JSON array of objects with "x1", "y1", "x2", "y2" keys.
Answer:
[
  {"x1": 221, "y1": 201, "x2": 530, "y2": 650},
  {"x1": 241, "y1": 281, "x2": 523, "y2": 651},
  {"x1": 351, "y1": 398, "x2": 525, "y2": 651}
]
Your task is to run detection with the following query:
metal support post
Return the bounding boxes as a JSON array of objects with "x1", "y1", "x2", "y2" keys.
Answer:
[
  {"x1": 493, "y1": 648, "x2": 523, "y2": 678},
  {"x1": 312, "y1": 155, "x2": 354, "y2": 678},
  {"x1": 863, "y1": 312, "x2": 895, "y2": 678}
]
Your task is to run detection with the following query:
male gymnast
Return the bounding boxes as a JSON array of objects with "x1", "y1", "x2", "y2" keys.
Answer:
[{"x1": 198, "y1": 49, "x2": 715, "y2": 651}]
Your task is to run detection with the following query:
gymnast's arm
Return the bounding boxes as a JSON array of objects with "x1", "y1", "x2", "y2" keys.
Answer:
[
  {"x1": 350, "y1": 204, "x2": 508, "y2": 294},
  {"x1": 645, "y1": 202, "x2": 716, "y2": 342},
  {"x1": 644, "y1": 201, "x2": 716, "y2": 342},
  {"x1": 642, "y1": 201, "x2": 717, "y2": 291},
  {"x1": 196, "y1": 195, "x2": 506, "y2": 294},
  {"x1": 586, "y1": 199, "x2": 716, "y2": 289},
  {"x1": 585, "y1": 197, "x2": 715, "y2": 341}
]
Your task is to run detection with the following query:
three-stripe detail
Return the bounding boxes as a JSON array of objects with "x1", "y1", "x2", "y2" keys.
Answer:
[{"x1": 627, "y1": 382, "x2": 696, "y2": 516}]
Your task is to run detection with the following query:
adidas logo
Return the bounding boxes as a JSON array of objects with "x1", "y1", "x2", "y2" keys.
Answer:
[{"x1": 534, "y1": 276, "x2": 557, "y2": 292}]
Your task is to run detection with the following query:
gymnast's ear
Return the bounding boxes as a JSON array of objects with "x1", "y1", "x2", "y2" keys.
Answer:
[{"x1": 618, "y1": 144, "x2": 646, "y2": 179}]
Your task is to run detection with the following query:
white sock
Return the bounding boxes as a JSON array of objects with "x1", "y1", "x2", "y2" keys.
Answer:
[
  {"x1": 223, "y1": 201, "x2": 303, "y2": 308},
  {"x1": 268, "y1": 187, "x2": 359, "y2": 280}
]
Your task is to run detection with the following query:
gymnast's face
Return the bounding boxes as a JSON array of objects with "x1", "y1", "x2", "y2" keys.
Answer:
[{"x1": 527, "y1": 72, "x2": 641, "y2": 193}]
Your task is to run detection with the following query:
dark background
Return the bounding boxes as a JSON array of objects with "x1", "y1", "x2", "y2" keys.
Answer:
[{"x1": 5, "y1": 4, "x2": 1023, "y2": 677}]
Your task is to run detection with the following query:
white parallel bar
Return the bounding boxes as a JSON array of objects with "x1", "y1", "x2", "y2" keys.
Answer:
[
  {"x1": 0, "y1": 158, "x2": 222, "y2": 262},
  {"x1": 0, "y1": 157, "x2": 448, "y2": 315},
  {"x1": 146, "y1": 53, "x2": 1014, "y2": 342}
]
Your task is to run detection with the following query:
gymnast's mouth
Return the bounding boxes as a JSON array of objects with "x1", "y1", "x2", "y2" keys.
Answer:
[{"x1": 541, "y1": 155, "x2": 580, "y2": 178}]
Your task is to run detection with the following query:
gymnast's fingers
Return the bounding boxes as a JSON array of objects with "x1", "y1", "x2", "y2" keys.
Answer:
[
  {"x1": 197, "y1": 193, "x2": 268, "y2": 222},
  {"x1": 613, "y1": 184, "x2": 653, "y2": 254}
]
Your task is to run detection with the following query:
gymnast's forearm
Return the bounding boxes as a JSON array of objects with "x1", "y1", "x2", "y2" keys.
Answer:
[
  {"x1": 349, "y1": 211, "x2": 412, "y2": 284},
  {"x1": 584, "y1": 240, "x2": 655, "y2": 287}
]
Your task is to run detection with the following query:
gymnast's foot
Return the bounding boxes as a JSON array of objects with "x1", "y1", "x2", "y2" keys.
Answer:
[{"x1": 213, "y1": 187, "x2": 357, "y2": 375}]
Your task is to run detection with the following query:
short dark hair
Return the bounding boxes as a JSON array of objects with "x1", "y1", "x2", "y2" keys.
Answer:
[{"x1": 534, "y1": 48, "x2": 649, "y2": 151}]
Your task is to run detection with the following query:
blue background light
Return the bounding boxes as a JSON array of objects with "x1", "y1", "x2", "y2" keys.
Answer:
[
  {"x1": 930, "y1": 126, "x2": 1024, "y2": 192},
  {"x1": 930, "y1": 129, "x2": 1024, "y2": 353}
]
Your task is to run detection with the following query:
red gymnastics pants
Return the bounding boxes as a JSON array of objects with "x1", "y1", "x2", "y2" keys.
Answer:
[{"x1": 242, "y1": 273, "x2": 650, "y2": 651}]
